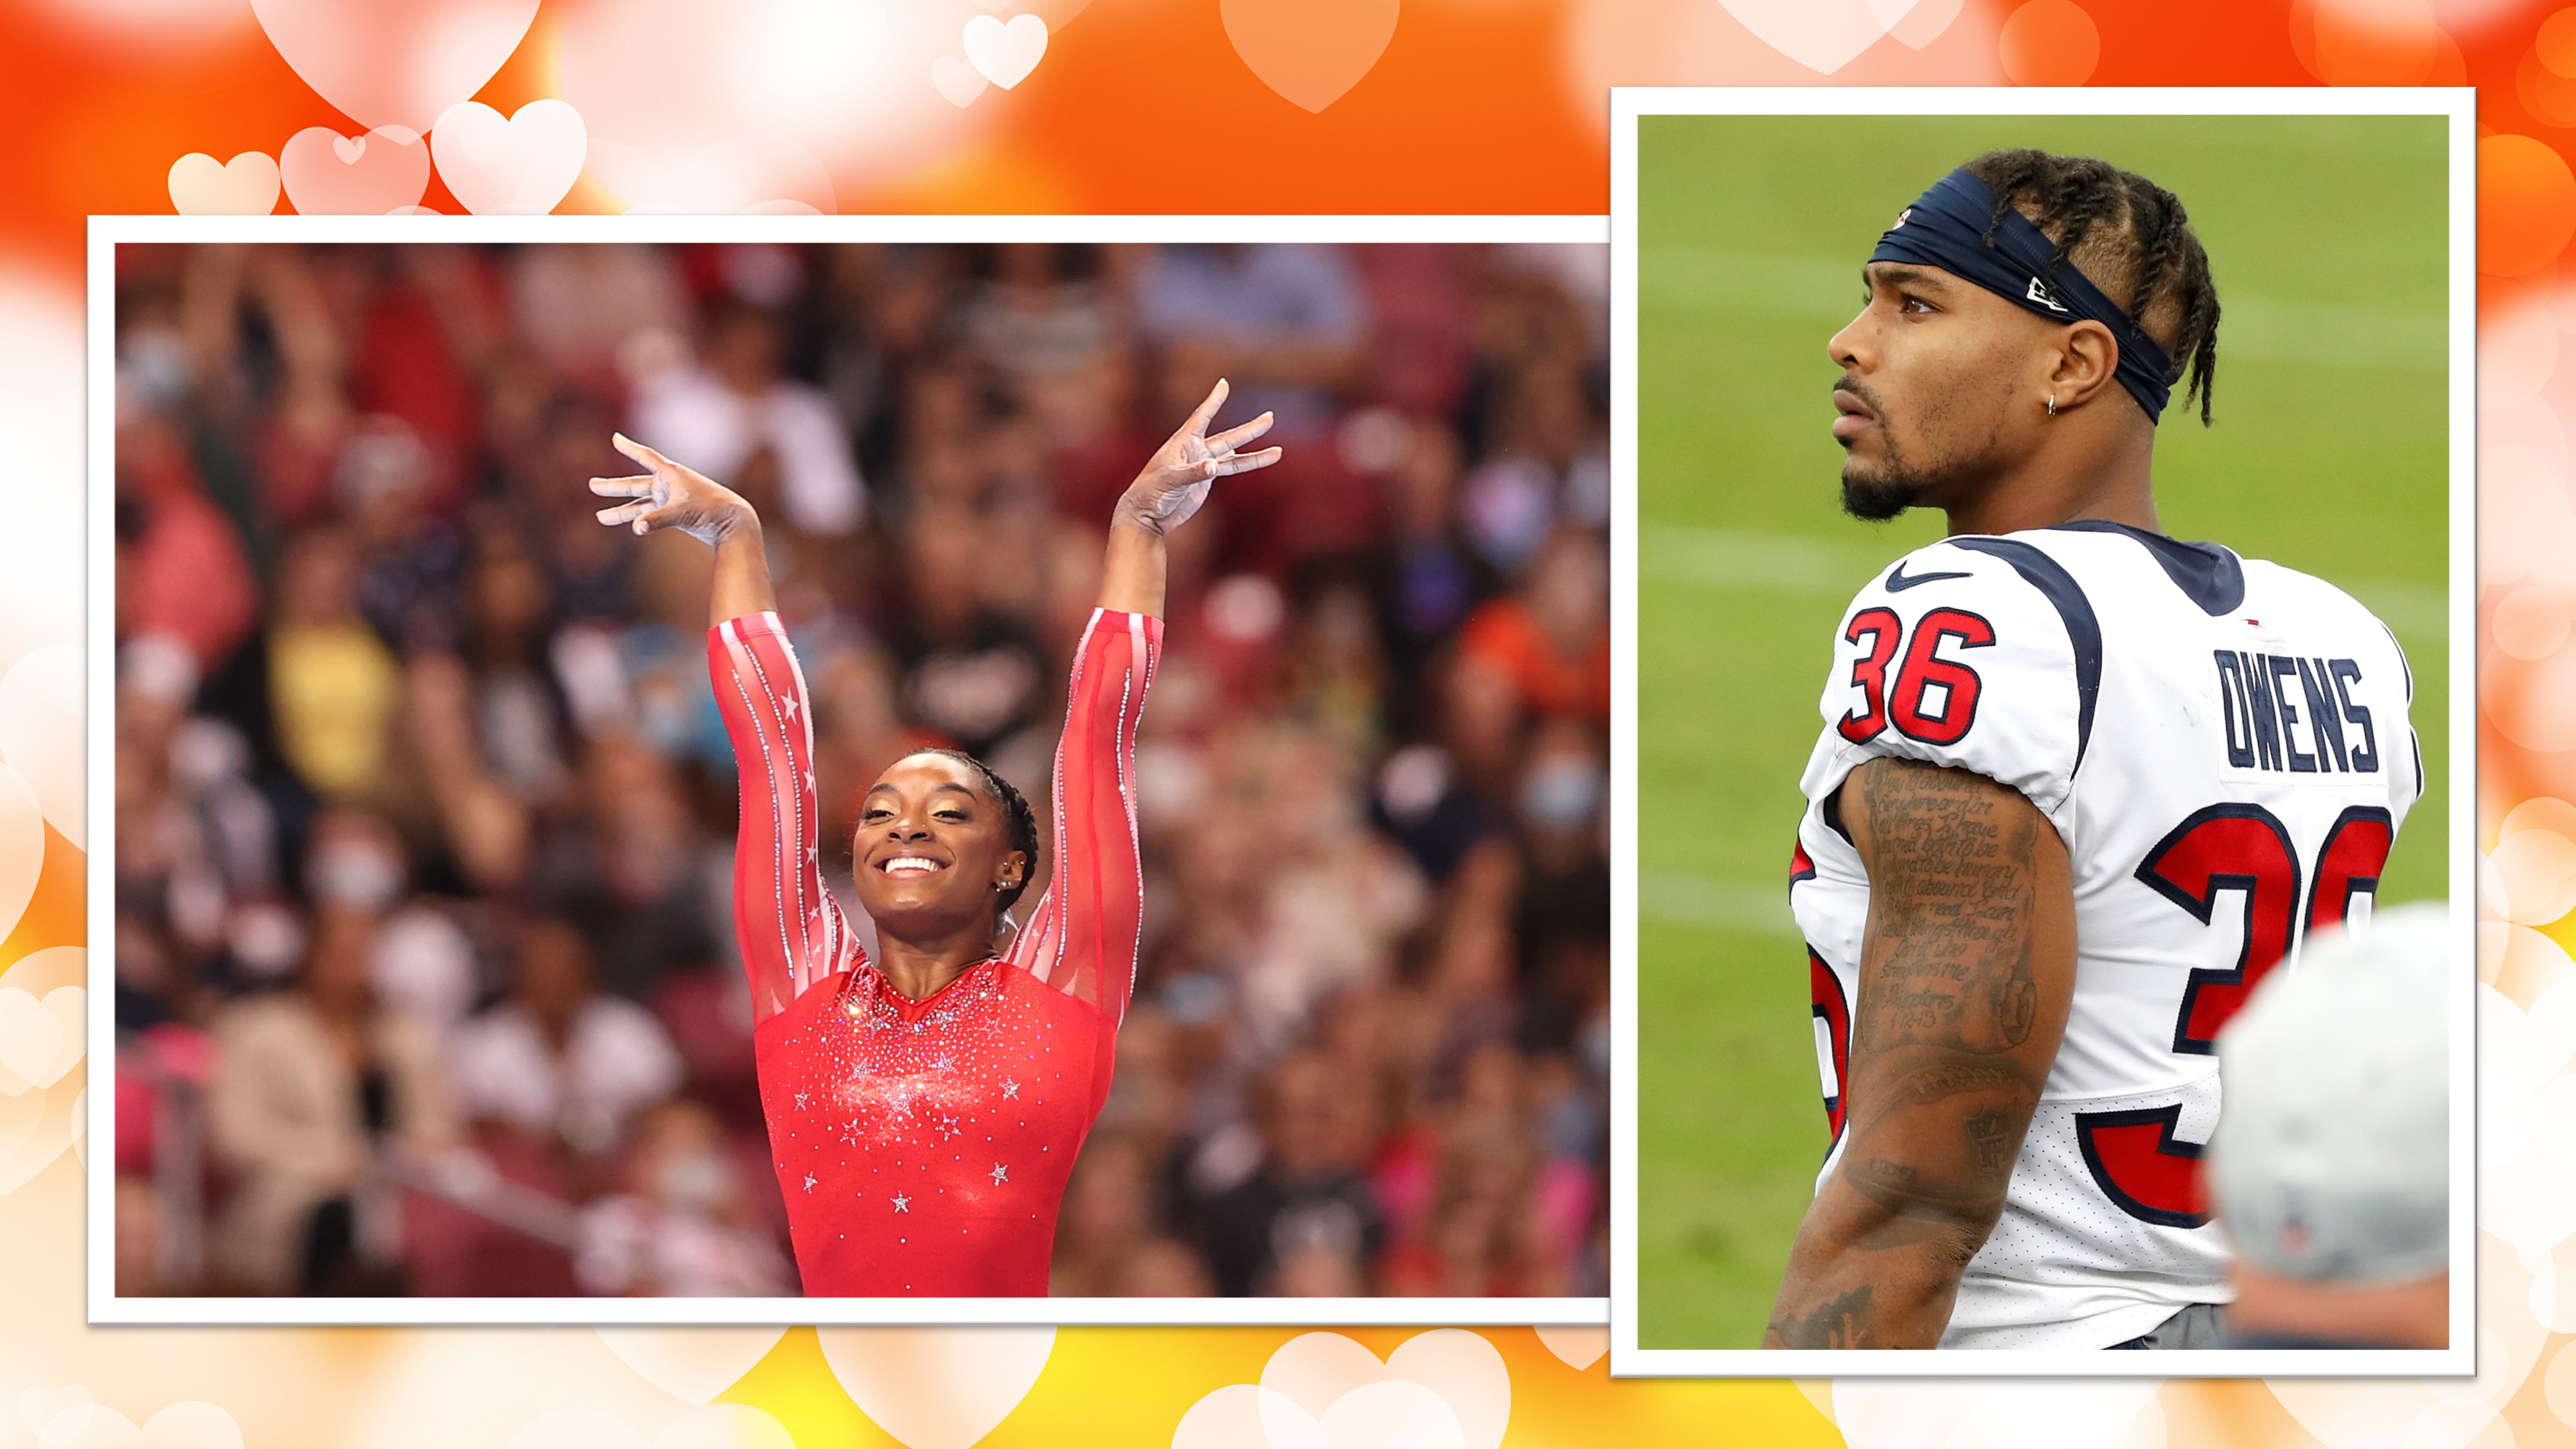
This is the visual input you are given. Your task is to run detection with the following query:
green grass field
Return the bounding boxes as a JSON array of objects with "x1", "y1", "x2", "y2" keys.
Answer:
[{"x1": 1635, "y1": 114, "x2": 2452, "y2": 1349}]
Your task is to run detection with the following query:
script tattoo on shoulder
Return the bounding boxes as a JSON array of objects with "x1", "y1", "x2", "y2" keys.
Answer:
[{"x1": 1852, "y1": 761, "x2": 2041, "y2": 1057}]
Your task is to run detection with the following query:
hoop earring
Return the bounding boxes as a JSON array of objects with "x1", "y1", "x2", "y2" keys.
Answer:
[{"x1": 2046, "y1": 394, "x2": 2058, "y2": 417}]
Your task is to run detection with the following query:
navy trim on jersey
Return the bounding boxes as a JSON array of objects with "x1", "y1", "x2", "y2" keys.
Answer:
[
  {"x1": 2050, "y1": 519, "x2": 2248, "y2": 616},
  {"x1": 1945, "y1": 537, "x2": 2102, "y2": 775},
  {"x1": 1820, "y1": 784, "x2": 1854, "y2": 846}
]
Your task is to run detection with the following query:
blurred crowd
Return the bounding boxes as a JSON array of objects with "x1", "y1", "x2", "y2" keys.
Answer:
[{"x1": 111, "y1": 240, "x2": 1611, "y2": 1299}]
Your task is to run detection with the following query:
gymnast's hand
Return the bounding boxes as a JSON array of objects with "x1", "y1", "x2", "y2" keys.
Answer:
[
  {"x1": 591, "y1": 433, "x2": 759, "y2": 547},
  {"x1": 1113, "y1": 379, "x2": 1283, "y2": 538}
]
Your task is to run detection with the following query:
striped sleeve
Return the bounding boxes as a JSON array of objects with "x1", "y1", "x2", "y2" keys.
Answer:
[
  {"x1": 710, "y1": 612, "x2": 862, "y2": 1024},
  {"x1": 1006, "y1": 607, "x2": 1160, "y2": 1029}
]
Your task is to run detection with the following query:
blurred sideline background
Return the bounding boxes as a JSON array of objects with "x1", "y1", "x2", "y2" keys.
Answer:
[
  {"x1": 110, "y1": 240, "x2": 1611, "y2": 1300},
  {"x1": 1637, "y1": 114, "x2": 2450, "y2": 1348}
]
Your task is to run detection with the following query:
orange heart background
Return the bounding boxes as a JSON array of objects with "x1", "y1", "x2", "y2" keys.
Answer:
[{"x1": 6, "y1": 0, "x2": 2576, "y2": 1444}]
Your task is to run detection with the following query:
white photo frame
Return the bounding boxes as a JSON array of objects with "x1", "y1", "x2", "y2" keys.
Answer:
[
  {"x1": 86, "y1": 212, "x2": 1614, "y2": 1327},
  {"x1": 1607, "y1": 86, "x2": 2476, "y2": 1378}
]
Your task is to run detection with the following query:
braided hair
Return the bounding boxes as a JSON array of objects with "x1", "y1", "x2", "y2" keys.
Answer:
[
  {"x1": 903, "y1": 748, "x2": 1041, "y2": 923},
  {"x1": 1962, "y1": 149, "x2": 2221, "y2": 426}
]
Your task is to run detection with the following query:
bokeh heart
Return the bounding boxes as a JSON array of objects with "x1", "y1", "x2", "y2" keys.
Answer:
[
  {"x1": 931, "y1": 57, "x2": 987, "y2": 109},
  {"x1": 35, "y1": 1400, "x2": 242, "y2": 1449},
  {"x1": 1530, "y1": 1325, "x2": 1607, "y2": 1372},
  {"x1": 0, "y1": 985, "x2": 84, "y2": 1092},
  {"x1": 1260, "y1": 1331, "x2": 1509, "y2": 1449},
  {"x1": 963, "y1": 14, "x2": 1046, "y2": 89},
  {"x1": 280, "y1": 125, "x2": 430, "y2": 214},
  {"x1": 1717, "y1": 0, "x2": 1915, "y2": 74},
  {"x1": 592, "y1": 1327, "x2": 788, "y2": 1406},
  {"x1": 1218, "y1": 0, "x2": 1397, "y2": 113},
  {"x1": 431, "y1": 100, "x2": 587, "y2": 214},
  {"x1": 166, "y1": 153, "x2": 279, "y2": 215},
  {"x1": 814, "y1": 1326, "x2": 1054, "y2": 1449},
  {"x1": 249, "y1": 0, "x2": 540, "y2": 134},
  {"x1": 19, "y1": 1387, "x2": 90, "y2": 1438}
]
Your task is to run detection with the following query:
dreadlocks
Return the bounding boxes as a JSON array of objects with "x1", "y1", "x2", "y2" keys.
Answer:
[
  {"x1": 1963, "y1": 149, "x2": 2221, "y2": 426},
  {"x1": 905, "y1": 748, "x2": 1042, "y2": 922}
]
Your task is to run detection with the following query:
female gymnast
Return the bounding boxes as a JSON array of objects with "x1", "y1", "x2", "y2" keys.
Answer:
[{"x1": 590, "y1": 381, "x2": 1279, "y2": 1295}]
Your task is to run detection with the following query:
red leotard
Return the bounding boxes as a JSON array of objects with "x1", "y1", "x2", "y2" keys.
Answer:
[{"x1": 710, "y1": 607, "x2": 1157, "y2": 1296}]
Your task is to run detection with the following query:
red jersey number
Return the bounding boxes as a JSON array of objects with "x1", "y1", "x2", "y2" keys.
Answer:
[
  {"x1": 2078, "y1": 801, "x2": 2396, "y2": 1228},
  {"x1": 1837, "y1": 607, "x2": 1993, "y2": 746}
]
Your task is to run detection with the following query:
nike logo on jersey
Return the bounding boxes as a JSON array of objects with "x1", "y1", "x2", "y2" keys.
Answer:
[
  {"x1": 2214, "y1": 651, "x2": 2381, "y2": 775},
  {"x1": 2027, "y1": 277, "x2": 2070, "y2": 313},
  {"x1": 1885, "y1": 560, "x2": 1972, "y2": 591}
]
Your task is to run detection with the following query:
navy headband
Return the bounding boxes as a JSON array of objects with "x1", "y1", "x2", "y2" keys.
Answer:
[{"x1": 1870, "y1": 168, "x2": 2175, "y2": 422}]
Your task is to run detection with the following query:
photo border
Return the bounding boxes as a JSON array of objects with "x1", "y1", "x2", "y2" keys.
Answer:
[
  {"x1": 85, "y1": 211, "x2": 1614, "y2": 1327},
  {"x1": 1606, "y1": 86, "x2": 2477, "y2": 1378}
]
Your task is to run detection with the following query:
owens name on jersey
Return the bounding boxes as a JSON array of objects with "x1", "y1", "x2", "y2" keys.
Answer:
[{"x1": 1789, "y1": 520, "x2": 2421, "y2": 1350}]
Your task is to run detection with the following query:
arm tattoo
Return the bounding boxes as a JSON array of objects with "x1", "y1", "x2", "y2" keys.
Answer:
[
  {"x1": 1963, "y1": 1106, "x2": 2016, "y2": 1172},
  {"x1": 1765, "y1": 760, "x2": 2068, "y2": 1350},
  {"x1": 1767, "y1": 1285, "x2": 1878, "y2": 1349},
  {"x1": 1851, "y1": 762, "x2": 2041, "y2": 1056}
]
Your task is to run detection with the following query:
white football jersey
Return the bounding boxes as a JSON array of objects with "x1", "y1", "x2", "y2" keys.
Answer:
[{"x1": 1790, "y1": 520, "x2": 2421, "y2": 1350}]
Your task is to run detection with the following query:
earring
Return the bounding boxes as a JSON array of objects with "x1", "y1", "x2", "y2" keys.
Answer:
[{"x1": 2046, "y1": 394, "x2": 2058, "y2": 417}]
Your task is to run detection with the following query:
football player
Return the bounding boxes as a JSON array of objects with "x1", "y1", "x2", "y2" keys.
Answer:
[{"x1": 1766, "y1": 151, "x2": 2425, "y2": 1350}]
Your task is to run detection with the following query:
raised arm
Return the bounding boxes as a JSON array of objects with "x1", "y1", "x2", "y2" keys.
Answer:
[
  {"x1": 591, "y1": 433, "x2": 775, "y2": 627},
  {"x1": 1007, "y1": 383, "x2": 1279, "y2": 1021},
  {"x1": 1096, "y1": 377, "x2": 1281, "y2": 620},
  {"x1": 594, "y1": 437, "x2": 855, "y2": 1023},
  {"x1": 1766, "y1": 757, "x2": 2076, "y2": 1349}
]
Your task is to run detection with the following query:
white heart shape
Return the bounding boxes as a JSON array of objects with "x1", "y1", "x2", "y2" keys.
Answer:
[
  {"x1": 0, "y1": 986, "x2": 80, "y2": 1088},
  {"x1": 815, "y1": 1327, "x2": 1054, "y2": 1449},
  {"x1": 1880, "y1": 0, "x2": 1964, "y2": 48},
  {"x1": 1317, "y1": 1381, "x2": 1465, "y2": 1449},
  {"x1": 594, "y1": 1327, "x2": 787, "y2": 1406},
  {"x1": 430, "y1": 99, "x2": 586, "y2": 214},
  {"x1": 37, "y1": 1404, "x2": 137, "y2": 1449},
  {"x1": 249, "y1": 0, "x2": 541, "y2": 134},
  {"x1": 139, "y1": 1403, "x2": 245, "y2": 1449},
  {"x1": 931, "y1": 55, "x2": 987, "y2": 108},
  {"x1": 20, "y1": 1387, "x2": 91, "y2": 1437},
  {"x1": 0, "y1": 1070, "x2": 82, "y2": 1193},
  {"x1": 166, "y1": 153, "x2": 279, "y2": 215},
  {"x1": 1530, "y1": 1325, "x2": 1606, "y2": 1372},
  {"x1": 963, "y1": 13, "x2": 1046, "y2": 88},
  {"x1": 652, "y1": 1405, "x2": 795, "y2": 1449},
  {"x1": 280, "y1": 124, "x2": 431, "y2": 215},
  {"x1": 1716, "y1": 0, "x2": 1899, "y2": 75},
  {"x1": 1260, "y1": 1331, "x2": 1508, "y2": 1449},
  {"x1": 3, "y1": 945, "x2": 85, "y2": 996},
  {"x1": 1173, "y1": 1385, "x2": 1321, "y2": 1449}
]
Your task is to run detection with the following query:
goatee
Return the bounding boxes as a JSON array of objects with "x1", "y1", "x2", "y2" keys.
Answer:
[{"x1": 1841, "y1": 466, "x2": 1922, "y2": 522}]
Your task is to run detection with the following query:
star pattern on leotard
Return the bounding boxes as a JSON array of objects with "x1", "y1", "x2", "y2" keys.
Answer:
[
  {"x1": 989, "y1": 1162, "x2": 1009, "y2": 1186},
  {"x1": 891, "y1": 1193, "x2": 910, "y2": 1213},
  {"x1": 802, "y1": 1173, "x2": 817, "y2": 1193},
  {"x1": 1001, "y1": 1078, "x2": 1019, "y2": 1099},
  {"x1": 794, "y1": 1090, "x2": 811, "y2": 1109}
]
